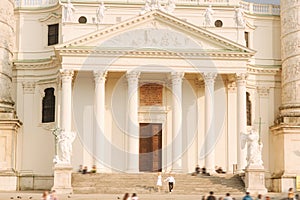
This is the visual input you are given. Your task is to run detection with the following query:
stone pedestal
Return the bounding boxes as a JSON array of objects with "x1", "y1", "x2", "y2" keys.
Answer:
[
  {"x1": 245, "y1": 167, "x2": 268, "y2": 195},
  {"x1": 0, "y1": 118, "x2": 22, "y2": 191},
  {"x1": 52, "y1": 164, "x2": 73, "y2": 194}
]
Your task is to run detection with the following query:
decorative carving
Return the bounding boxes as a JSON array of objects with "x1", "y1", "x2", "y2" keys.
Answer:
[
  {"x1": 282, "y1": 34, "x2": 300, "y2": 59},
  {"x1": 139, "y1": 0, "x2": 176, "y2": 15},
  {"x1": 281, "y1": 8, "x2": 300, "y2": 35},
  {"x1": 101, "y1": 28, "x2": 200, "y2": 49}
]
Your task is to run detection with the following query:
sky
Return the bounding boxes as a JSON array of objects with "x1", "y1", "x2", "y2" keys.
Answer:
[{"x1": 243, "y1": 0, "x2": 280, "y2": 5}]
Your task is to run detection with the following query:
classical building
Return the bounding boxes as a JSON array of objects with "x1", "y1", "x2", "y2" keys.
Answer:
[{"x1": 0, "y1": 0, "x2": 299, "y2": 193}]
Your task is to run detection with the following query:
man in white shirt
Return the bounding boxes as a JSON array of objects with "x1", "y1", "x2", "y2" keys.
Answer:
[{"x1": 164, "y1": 173, "x2": 175, "y2": 193}]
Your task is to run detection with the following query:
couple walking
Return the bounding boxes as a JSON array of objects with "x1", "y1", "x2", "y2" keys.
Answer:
[{"x1": 156, "y1": 172, "x2": 175, "y2": 193}]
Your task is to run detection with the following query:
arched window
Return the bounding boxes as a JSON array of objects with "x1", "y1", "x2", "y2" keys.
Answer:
[
  {"x1": 42, "y1": 88, "x2": 55, "y2": 123},
  {"x1": 246, "y1": 92, "x2": 252, "y2": 126}
]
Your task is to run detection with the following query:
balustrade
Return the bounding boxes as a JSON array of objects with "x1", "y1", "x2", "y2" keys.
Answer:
[{"x1": 14, "y1": 0, "x2": 280, "y2": 16}]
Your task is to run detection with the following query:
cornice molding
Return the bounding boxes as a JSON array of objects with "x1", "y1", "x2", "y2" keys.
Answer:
[
  {"x1": 13, "y1": 58, "x2": 59, "y2": 70},
  {"x1": 57, "y1": 48, "x2": 253, "y2": 59},
  {"x1": 247, "y1": 65, "x2": 281, "y2": 75}
]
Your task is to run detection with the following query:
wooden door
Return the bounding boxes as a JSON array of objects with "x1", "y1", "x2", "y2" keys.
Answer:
[{"x1": 139, "y1": 123, "x2": 162, "y2": 172}]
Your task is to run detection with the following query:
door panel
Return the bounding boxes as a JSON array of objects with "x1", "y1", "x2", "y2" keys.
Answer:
[{"x1": 139, "y1": 123, "x2": 162, "y2": 172}]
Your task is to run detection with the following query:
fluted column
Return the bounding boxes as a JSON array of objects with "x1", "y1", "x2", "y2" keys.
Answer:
[
  {"x1": 171, "y1": 72, "x2": 184, "y2": 172},
  {"x1": 126, "y1": 71, "x2": 140, "y2": 172},
  {"x1": 203, "y1": 72, "x2": 217, "y2": 174},
  {"x1": 236, "y1": 73, "x2": 247, "y2": 172},
  {"x1": 93, "y1": 70, "x2": 108, "y2": 172},
  {"x1": 60, "y1": 70, "x2": 74, "y2": 132}
]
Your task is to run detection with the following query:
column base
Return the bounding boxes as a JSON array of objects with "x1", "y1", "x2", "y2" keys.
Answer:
[
  {"x1": 245, "y1": 167, "x2": 267, "y2": 195},
  {"x1": 52, "y1": 164, "x2": 73, "y2": 194},
  {"x1": 0, "y1": 171, "x2": 17, "y2": 191}
]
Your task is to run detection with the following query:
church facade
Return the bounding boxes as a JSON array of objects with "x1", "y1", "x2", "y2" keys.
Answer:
[{"x1": 0, "y1": 0, "x2": 299, "y2": 193}]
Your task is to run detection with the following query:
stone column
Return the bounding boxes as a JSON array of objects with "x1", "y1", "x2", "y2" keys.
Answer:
[
  {"x1": 0, "y1": 0, "x2": 22, "y2": 191},
  {"x1": 60, "y1": 70, "x2": 74, "y2": 132},
  {"x1": 269, "y1": 1, "x2": 300, "y2": 192},
  {"x1": 236, "y1": 73, "x2": 247, "y2": 172},
  {"x1": 126, "y1": 71, "x2": 140, "y2": 172},
  {"x1": 203, "y1": 72, "x2": 217, "y2": 174},
  {"x1": 171, "y1": 72, "x2": 184, "y2": 172},
  {"x1": 52, "y1": 69, "x2": 74, "y2": 194},
  {"x1": 93, "y1": 70, "x2": 108, "y2": 172}
]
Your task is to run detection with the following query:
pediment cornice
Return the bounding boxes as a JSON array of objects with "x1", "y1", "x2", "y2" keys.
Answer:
[
  {"x1": 58, "y1": 48, "x2": 253, "y2": 60},
  {"x1": 55, "y1": 10, "x2": 255, "y2": 56}
]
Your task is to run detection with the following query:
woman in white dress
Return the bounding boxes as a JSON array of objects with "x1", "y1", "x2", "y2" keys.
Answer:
[{"x1": 156, "y1": 172, "x2": 162, "y2": 192}]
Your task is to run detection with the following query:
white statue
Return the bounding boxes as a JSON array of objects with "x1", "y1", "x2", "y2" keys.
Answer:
[
  {"x1": 60, "y1": 0, "x2": 77, "y2": 22},
  {"x1": 164, "y1": 0, "x2": 176, "y2": 14},
  {"x1": 235, "y1": 7, "x2": 245, "y2": 27},
  {"x1": 52, "y1": 128, "x2": 76, "y2": 164},
  {"x1": 96, "y1": 2, "x2": 106, "y2": 24},
  {"x1": 140, "y1": 0, "x2": 151, "y2": 15},
  {"x1": 204, "y1": 5, "x2": 214, "y2": 27},
  {"x1": 139, "y1": 0, "x2": 164, "y2": 15},
  {"x1": 242, "y1": 129, "x2": 263, "y2": 168}
]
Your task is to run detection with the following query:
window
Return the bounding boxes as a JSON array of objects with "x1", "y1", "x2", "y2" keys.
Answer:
[
  {"x1": 246, "y1": 92, "x2": 252, "y2": 126},
  {"x1": 244, "y1": 31, "x2": 249, "y2": 47},
  {"x1": 42, "y1": 88, "x2": 55, "y2": 123},
  {"x1": 48, "y1": 24, "x2": 59, "y2": 46},
  {"x1": 78, "y1": 16, "x2": 87, "y2": 24},
  {"x1": 214, "y1": 20, "x2": 223, "y2": 27}
]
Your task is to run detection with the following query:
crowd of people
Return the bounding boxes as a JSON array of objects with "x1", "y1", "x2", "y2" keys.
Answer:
[
  {"x1": 41, "y1": 190, "x2": 58, "y2": 200},
  {"x1": 78, "y1": 164, "x2": 97, "y2": 174}
]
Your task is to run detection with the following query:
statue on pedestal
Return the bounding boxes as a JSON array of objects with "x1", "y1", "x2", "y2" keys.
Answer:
[
  {"x1": 234, "y1": 7, "x2": 245, "y2": 27},
  {"x1": 96, "y1": 2, "x2": 106, "y2": 24},
  {"x1": 60, "y1": 0, "x2": 77, "y2": 22},
  {"x1": 52, "y1": 128, "x2": 76, "y2": 165},
  {"x1": 242, "y1": 128, "x2": 263, "y2": 168},
  {"x1": 204, "y1": 5, "x2": 214, "y2": 27}
]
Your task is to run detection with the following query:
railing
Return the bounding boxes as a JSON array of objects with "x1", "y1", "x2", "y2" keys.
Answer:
[
  {"x1": 14, "y1": 0, "x2": 280, "y2": 16},
  {"x1": 15, "y1": 0, "x2": 58, "y2": 8},
  {"x1": 239, "y1": 1, "x2": 280, "y2": 16}
]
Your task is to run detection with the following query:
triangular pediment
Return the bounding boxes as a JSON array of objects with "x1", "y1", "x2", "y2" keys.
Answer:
[{"x1": 56, "y1": 10, "x2": 255, "y2": 55}]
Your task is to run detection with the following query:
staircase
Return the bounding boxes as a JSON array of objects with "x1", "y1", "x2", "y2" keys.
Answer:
[{"x1": 72, "y1": 173, "x2": 245, "y2": 195}]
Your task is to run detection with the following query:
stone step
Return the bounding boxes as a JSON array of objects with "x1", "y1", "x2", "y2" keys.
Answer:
[{"x1": 72, "y1": 173, "x2": 245, "y2": 195}]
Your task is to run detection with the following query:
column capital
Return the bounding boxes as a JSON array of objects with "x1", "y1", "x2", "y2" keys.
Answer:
[
  {"x1": 257, "y1": 86, "x2": 270, "y2": 97},
  {"x1": 93, "y1": 70, "x2": 107, "y2": 84},
  {"x1": 235, "y1": 73, "x2": 247, "y2": 82},
  {"x1": 203, "y1": 72, "x2": 217, "y2": 85},
  {"x1": 60, "y1": 69, "x2": 74, "y2": 80},
  {"x1": 126, "y1": 71, "x2": 140, "y2": 81},
  {"x1": 23, "y1": 82, "x2": 36, "y2": 94}
]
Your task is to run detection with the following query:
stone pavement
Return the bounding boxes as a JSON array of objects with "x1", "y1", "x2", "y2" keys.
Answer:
[{"x1": 0, "y1": 191, "x2": 288, "y2": 200}]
